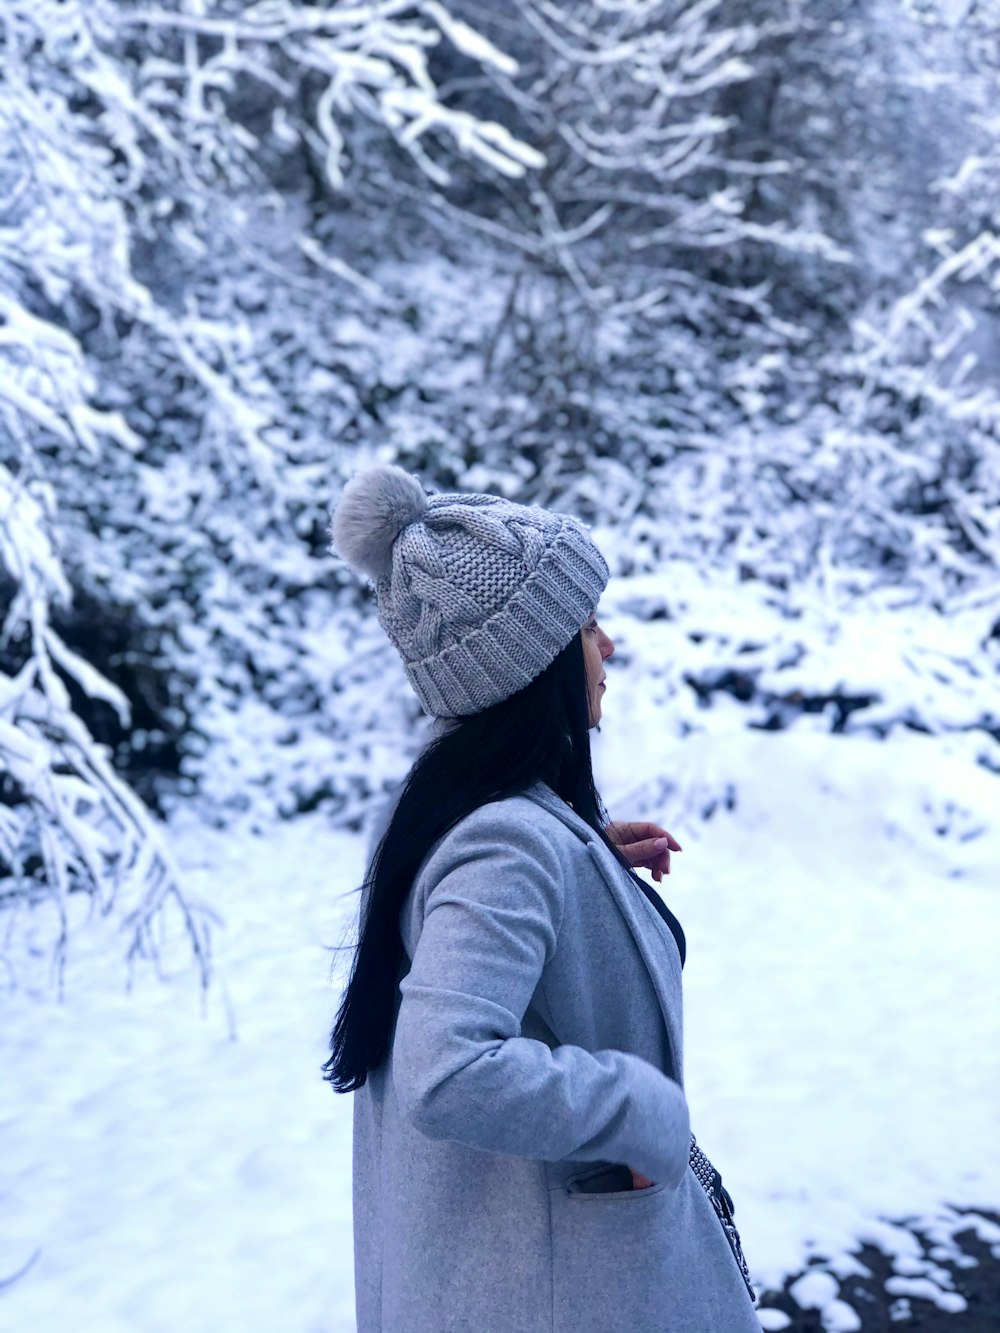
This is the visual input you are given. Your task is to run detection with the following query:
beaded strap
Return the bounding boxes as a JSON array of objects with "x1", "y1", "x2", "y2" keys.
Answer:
[{"x1": 689, "y1": 1135, "x2": 756, "y2": 1303}]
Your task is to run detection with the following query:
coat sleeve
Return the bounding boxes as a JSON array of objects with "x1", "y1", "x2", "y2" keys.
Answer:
[{"x1": 391, "y1": 802, "x2": 691, "y2": 1187}]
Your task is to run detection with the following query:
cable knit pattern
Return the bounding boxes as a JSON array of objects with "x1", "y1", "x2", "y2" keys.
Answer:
[{"x1": 330, "y1": 466, "x2": 609, "y2": 717}]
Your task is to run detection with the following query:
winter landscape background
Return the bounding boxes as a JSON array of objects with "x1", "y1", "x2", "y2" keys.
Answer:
[{"x1": 1, "y1": 1, "x2": 998, "y2": 1330}]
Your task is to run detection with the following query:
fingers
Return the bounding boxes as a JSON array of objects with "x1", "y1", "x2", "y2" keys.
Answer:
[
  {"x1": 629, "y1": 1169, "x2": 655, "y2": 1190},
  {"x1": 621, "y1": 836, "x2": 679, "y2": 872},
  {"x1": 615, "y1": 821, "x2": 662, "y2": 843},
  {"x1": 606, "y1": 823, "x2": 684, "y2": 877},
  {"x1": 618, "y1": 823, "x2": 683, "y2": 852},
  {"x1": 618, "y1": 838, "x2": 657, "y2": 867}
]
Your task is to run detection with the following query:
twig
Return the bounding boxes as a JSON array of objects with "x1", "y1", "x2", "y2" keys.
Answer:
[{"x1": 0, "y1": 1248, "x2": 41, "y2": 1292}]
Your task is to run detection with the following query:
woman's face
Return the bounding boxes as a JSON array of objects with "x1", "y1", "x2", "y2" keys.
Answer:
[{"x1": 581, "y1": 611, "x2": 615, "y2": 727}]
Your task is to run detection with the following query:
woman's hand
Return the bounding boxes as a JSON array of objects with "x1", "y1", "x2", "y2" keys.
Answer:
[
  {"x1": 606, "y1": 821, "x2": 682, "y2": 883},
  {"x1": 630, "y1": 1169, "x2": 655, "y2": 1190}
]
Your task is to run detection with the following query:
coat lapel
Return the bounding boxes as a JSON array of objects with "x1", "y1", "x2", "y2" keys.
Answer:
[{"x1": 525, "y1": 784, "x2": 684, "y2": 1085}]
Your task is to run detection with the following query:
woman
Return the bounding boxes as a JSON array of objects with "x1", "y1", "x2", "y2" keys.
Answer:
[{"x1": 325, "y1": 465, "x2": 758, "y2": 1333}]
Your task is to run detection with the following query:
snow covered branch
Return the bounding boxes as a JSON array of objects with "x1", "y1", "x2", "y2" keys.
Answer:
[
  {"x1": 115, "y1": 0, "x2": 542, "y2": 187},
  {"x1": 0, "y1": 0, "x2": 541, "y2": 984}
]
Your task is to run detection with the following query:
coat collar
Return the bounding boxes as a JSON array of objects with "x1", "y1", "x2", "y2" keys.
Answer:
[{"x1": 523, "y1": 783, "x2": 684, "y2": 1084}]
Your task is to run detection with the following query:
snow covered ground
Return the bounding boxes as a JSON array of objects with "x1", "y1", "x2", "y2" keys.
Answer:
[{"x1": 2, "y1": 605, "x2": 999, "y2": 1332}]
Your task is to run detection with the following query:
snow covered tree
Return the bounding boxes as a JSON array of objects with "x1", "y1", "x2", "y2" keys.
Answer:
[
  {"x1": 820, "y1": 0, "x2": 1000, "y2": 598},
  {"x1": 3, "y1": 0, "x2": 995, "y2": 991},
  {"x1": 0, "y1": 0, "x2": 540, "y2": 985},
  {"x1": 336, "y1": 0, "x2": 867, "y2": 525}
]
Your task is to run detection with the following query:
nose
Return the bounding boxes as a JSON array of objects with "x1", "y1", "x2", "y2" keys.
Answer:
[{"x1": 598, "y1": 628, "x2": 615, "y2": 661}]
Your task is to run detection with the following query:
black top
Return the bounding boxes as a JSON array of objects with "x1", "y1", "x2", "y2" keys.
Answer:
[{"x1": 629, "y1": 871, "x2": 686, "y2": 968}]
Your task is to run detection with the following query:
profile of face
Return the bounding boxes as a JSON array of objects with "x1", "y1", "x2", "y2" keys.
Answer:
[{"x1": 581, "y1": 611, "x2": 615, "y2": 727}]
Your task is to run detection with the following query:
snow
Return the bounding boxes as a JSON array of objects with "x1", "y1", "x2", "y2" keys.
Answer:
[
  {"x1": 636, "y1": 729, "x2": 1000, "y2": 1302},
  {"x1": 789, "y1": 1270, "x2": 840, "y2": 1309},
  {"x1": 421, "y1": 1, "x2": 520, "y2": 78},
  {"x1": 2, "y1": 599, "x2": 998, "y2": 1331},
  {"x1": 821, "y1": 1300, "x2": 863, "y2": 1332},
  {"x1": 785, "y1": 1270, "x2": 862, "y2": 1331},
  {"x1": 758, "y1": 1311, "x2": 793, "y2": 1331},
  {"x1": 1, "y1": 814, "x2": 359, "y2": 1331},
  {"x1": 4, "y1": 3, "x2": 999, "y2": 1325},
  {"x1": 883, "y1": 1277, "x2": 968, "y2": 1313}
]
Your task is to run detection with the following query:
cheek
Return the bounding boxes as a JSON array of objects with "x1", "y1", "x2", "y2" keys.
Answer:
[{"x1": 585, "y1": 640, "x2": 601, "y2": 682}]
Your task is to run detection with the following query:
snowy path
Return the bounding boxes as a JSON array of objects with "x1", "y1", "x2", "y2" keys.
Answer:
[{"x1": 2, "y1": 728, "x2": 998, "y2": 1331}]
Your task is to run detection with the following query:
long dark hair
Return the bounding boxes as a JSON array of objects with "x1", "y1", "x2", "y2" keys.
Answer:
[{"x1": 323, "y1": 629, "x2": 626, "y2": 1092}]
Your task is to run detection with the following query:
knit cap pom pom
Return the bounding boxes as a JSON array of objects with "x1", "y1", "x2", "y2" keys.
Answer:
[{"x1": 331, "y1": 464, "x2": 428, "y2": 580}]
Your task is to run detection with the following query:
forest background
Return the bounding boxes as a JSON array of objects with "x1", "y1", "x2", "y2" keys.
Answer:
[{"x1": 1, "y1": 1, "x2": 998, "y2": 1330}]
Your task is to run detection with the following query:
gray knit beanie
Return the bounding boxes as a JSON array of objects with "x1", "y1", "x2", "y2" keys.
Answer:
[{"x1": 329, "y1": 465, "x2": 609, "y2": 718}]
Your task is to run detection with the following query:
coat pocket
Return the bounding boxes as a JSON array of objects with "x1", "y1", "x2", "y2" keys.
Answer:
[
  {"x1": 564, "y1": 1162, "x2": 669, "y2": 1198},
  {"x1": 550, "y1": 1175, "x2": 673, "y2": 1333},
  {"x1": 565, "y1": 1163, "x2": 634, "y2": 1195}
]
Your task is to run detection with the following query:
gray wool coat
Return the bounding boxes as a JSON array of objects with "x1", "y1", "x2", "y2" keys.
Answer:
[{"x1": 352, "y1": 782, "x2": 760, "y2": 1333}]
